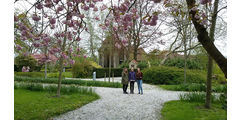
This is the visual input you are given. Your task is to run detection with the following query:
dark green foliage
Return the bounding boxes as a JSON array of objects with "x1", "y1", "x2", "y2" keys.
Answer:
[
  {"x1": 142, "y1": 66, "x2": 206, "y2": 85},
  {"x1": 14, "y1": 76, "x2": 122, "y2": 88},
  {"x1": 164, "y1": 58, "x2": 203, "y2": 70},
  {"x1": 219, "y1": 84, "x2": 227, "y2": 110},
  {"x1": 14, "y1": 55, "x2": 41, "y2": 72},
  {"x1": 137, "y1": 61, "x2": 148, "y2": 70},
  {"x1": 94, "y1": 68, "x2": 123, "y2": 78},
  {"x1": 14, "y1": 72, "x2": 45, "y2": 77},
  {"x1": 118, "y1": 62, "x2": 129, "y2": 68},
  {"x1": 72, "y1": 61, "x2": 93, "y2": 78}
]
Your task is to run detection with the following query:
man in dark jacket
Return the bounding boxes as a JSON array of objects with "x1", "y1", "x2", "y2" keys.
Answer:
[{"x1": 128, "y1": 67, "x2": 136, "y2": 94}]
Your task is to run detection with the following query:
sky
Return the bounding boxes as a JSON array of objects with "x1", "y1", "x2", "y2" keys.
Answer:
[{"x1": 14, "y1": 0, "x2": 227, "y2": 57}]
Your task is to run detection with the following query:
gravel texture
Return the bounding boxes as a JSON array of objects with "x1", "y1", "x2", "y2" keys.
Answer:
[{"x1": 53, "y1": 83, "x2": 185, "y2": 120}]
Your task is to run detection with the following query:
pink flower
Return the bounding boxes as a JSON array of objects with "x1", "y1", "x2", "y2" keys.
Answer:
[
  {"x1": 16, "y1": 44, "x2": 22, "y2": 50},
  {"x1": 79, "y1": 14, "x2": 85, "y2": 19},
  {"x1": 67, "y1": 2, "x2": 73, "y2": 7},
  {"x1": 93, "y1": 7, "x2": 98, "y2": 11},
  {"x1": 76, "y1": 37, "x2": 81, "y2": 41},
  {"x1": 70, "y1": 60, "x2": 75, "y2": 65},
  {"x1": 33, "y1": 42, "x2": 41, "y2": 48},
  {"x1": 89, "y1": 4, "x2": 95, "y2": 8},
  {"x1": 84, "y1": 55, "x2": 87, "y2": 58},
  {"x1": 200, "y1": 0, "x2": 212, "y2": 5},
  {"x1": 49, "y1": 18, "x2": 56, "y2": 24},
  {"x1": 115, "y1": 43, "x2": 121, "y2": 49},
  {"x1": 95, "y1": 17, "x2": 100, "y2": 21},
  {"x1": 36, "y1": 3, "x2": 43, "y2": 9},
  {"x1": 57, "y1": 6, "x2": 64, "y2": 12},
  {"x1": 100, "y1": 5, "x2": 107, "y2": 11},
  {"x1": 32, "y1": 14, "x2": 41, "y2": 21},
  {"x1": 83, "y1": 5, "x2": 89, "y2": 11}
]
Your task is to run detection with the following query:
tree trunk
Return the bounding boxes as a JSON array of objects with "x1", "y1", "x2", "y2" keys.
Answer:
[
  {"x1": 133, "y1": 38, "x2": 138, "y2": 61},
  {"x1": 44, "y1": 62, "x2": 47, "y2": 79},
  {"x1": 57, "y1": 8, "x2": 69, "y2": 97},
  {"x1": 186, "y1": 0, "x2": 227, "y2": 78},
  {"x1": 206, "y1": 56, "x2": 213, "y2": 108},
  {"x1": 205, "y1": 0, "x2": 219, "y2": 109},
  {"x1": 184, "y1": 38, "x2": 187, "y2": 84}
]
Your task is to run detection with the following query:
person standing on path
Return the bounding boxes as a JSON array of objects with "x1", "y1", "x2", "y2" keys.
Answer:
[
  {"x1": 128, "y1": 67, "x2": 136, "y2": 94},
  {"x1": 121, "y1": 68, "x2": 129, "y2": 94},
  {"x1": 136, "y1": 68, "x2": 143, "y2": 95}
]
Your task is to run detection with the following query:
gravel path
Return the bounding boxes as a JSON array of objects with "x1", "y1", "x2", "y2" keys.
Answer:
[{"x1": 53, "y1": 83, "x2": 185, "y2": 120}]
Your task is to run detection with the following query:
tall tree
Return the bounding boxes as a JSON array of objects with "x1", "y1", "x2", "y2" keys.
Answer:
[{"x1": 205, "y1": 0, "x2": 220, "y2": 109}]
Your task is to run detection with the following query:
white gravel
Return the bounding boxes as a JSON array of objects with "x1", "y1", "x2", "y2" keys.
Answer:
[{"x1": 52, "y1": 83, "x2": 185, "y2": 120}]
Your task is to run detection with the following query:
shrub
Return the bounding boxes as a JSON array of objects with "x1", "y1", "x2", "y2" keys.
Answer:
[
  {"x1": 14, "y1": 55, "x2": 41, "y2": 72},
  {"x1": 179, "y1": 92, "x2": 219, "y2": 103},
  {"x1": 72, "y1": 61, "x2": 93, "y2": 78},
  {"x1": 219, "y1": 85, "x2": 227, "y2": 110},
  {"x1": 94, "y1": 68, "x2": 124, "y2": 78},
  {"x1": 142, "y1": 66, "x2": 206, "y2": 85},
  {"x1": 164, "y1": 58, "x2": 203, "y2": 70},
  {"x1": 14, "y1": 72, "x2": 44, "y2": 78},
  {"x1": 119, "y1": 62, "x2": 129, "y2": 68},
  {"x1": 47, "y1": 72, "x2": 72, "y2": 78},
  {"x1": 137, "y1": 61, "x2": 148, "y2": 70},
  {"x1": 160, "y1": 83, "x2": 226, "y2": 93}
]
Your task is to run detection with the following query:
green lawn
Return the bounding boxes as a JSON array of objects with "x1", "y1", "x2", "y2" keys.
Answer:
[
  {"x1": 161, "y1": 101, "x2": 227, "y2": 120},
  {"x1": 14, "y1": 89, "x2": 99, "y2": 120}
]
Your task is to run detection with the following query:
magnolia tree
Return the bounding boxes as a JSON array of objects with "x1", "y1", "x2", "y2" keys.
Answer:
[{"x1": 14, "y1": 0, "x2": 104, "y2": 97}]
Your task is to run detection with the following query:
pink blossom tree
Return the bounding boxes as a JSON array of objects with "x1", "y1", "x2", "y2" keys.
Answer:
[{"x1": 15, "y1": 0, "x2": 103, "y2": 97}]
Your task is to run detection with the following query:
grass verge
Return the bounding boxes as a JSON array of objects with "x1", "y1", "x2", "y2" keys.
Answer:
[
  {"x1": 161, "y1": 101, "x2": 227, "y2": 120},
  {"x1": 14, "y1": 89, "x2": 99, "y2": 120}
]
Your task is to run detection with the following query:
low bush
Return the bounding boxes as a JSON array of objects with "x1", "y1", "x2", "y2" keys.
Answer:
[
  {"x1": 137, "y1": 61, "x2": 148, "y2": 70},
  {"x1": 142, "y1": 66, "x2": 206, "y2": 85},
  {"x1": 14, "y1": 76, "x2": 122, "y2": 88},
  {"x1": 160, "y1": 83, "x2": 226, "y2": 93},
  {"x1": 219, "y1": 84, "x2": 227, "y2": 110},
  {"x1": 14, "y1": 55, "x2": 41, "y2": 72},
  {"x1": 179, "y1": 92, "x2": 219, "y2": 103},
  {"x1": 94, "y1": 68, "x2": 123, "y2": 78},
  {"x1": 47, "y1": 72, "x2": 72, "y2": 78},
  {"x1": 14, "y1": 72, "x2": 44, "y2": 78},
  {"x1": 14, "y1": 83, "x2": 95, "y2": 95},
  {"x1": 164, "y1": 58, "x2": 203, "y2": 70},
  {"x1": 72, "y1": 61, "x2": 93, "y2": 78}
]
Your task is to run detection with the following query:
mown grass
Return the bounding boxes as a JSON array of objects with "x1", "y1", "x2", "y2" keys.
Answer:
[
  {"x1": 14, "y1": 76, "x2": 122, "y2": 88},
  {"x1": 14, "y1": 86, "x2": 99, "y2": 120},
  {"x1": 159, "y1": 83, "x2": 226, "y2": 93},
  {"x1": 161, "y1": 101, "x2": 227, "y2": 120}
]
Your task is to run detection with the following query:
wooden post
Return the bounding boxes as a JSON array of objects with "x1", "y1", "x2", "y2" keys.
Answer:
[
  {"x1": 104, "y1": 72, "x2": 106, "y2": 82},
  {"x1": 112, "y1": 72, "x2": 114, "y2": 82}
]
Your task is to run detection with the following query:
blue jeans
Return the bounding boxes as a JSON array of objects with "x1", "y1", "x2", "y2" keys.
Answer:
[{"x1": 137, "y1": 80, "x2": 143, "y2": 94}]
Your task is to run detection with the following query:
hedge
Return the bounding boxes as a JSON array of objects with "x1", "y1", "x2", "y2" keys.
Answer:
[
  {"x1": 142, "y1": 66, "x2": 207, "y2": 85},
  {"x1": 15, "y1": 72, "x2": 45, "y2": 78},
  {"x1": 93, "y1": 68, "x2": 123, "y2": 78},
  {"x1": 14, "y1": 72, "x2": 72, "y2": 78},
  {"x1": 14, "y1": 76, "x2": 122, "y2": 88}
]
